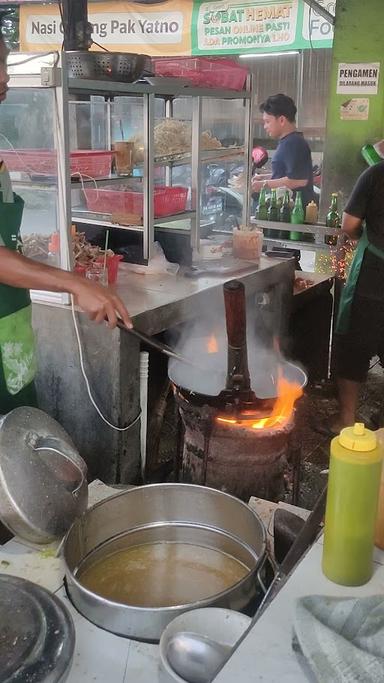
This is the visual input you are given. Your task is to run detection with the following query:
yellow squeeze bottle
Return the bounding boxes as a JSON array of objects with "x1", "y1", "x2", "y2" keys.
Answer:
[{"x1": 322, "y1": 423, "x2": 383, "y2": 586}]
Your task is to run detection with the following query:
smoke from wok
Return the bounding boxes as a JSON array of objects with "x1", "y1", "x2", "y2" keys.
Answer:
[{"x1": 168, "y1": 290, "x2": 306, "y2": 399}]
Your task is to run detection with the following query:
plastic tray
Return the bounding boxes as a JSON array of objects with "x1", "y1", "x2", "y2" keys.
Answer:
[
  {"x1": 153, "y1": 57, "x2": 248, "y2": 91},
  {"x1": 85, "y1": 185, "x2": 188, "y2": 218},
  {"x1": 0, "y1": 149, "x2": 113, "y2": 179}
]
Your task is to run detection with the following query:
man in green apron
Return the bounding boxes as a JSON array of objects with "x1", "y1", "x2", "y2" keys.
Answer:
[
  {"x1": 330, "y1": 161, "x2": 384, "y2": 433},
  {"x1": 0, "y1": 19, "x2": 132, "y2": 415}
]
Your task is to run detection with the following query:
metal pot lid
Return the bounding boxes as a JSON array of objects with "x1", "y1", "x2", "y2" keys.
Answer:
[
  {"x1": 0, "y1": 407, "x2": 88, "y2": 544},
  {"x1": 0, "y1": 574, "x2": 75, "y2": 683}
]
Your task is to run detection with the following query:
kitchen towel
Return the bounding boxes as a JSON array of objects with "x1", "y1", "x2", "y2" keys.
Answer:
[{"x1": 293, "y1": 594, "x2": 384, "y2": 682}]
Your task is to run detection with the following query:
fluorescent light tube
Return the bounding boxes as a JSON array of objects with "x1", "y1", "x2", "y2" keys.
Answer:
[{"x1": 239, "y1": 51, "x2": 300, "y2": 59}]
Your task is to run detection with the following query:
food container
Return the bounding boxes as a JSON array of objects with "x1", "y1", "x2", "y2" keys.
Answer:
[
  {"x1": 63, "y1": 483, "x2": 266, "y2": 641},
  {"x1": 85, "y1": 185, "x2": 188, "y2": 217},
  {"x1": 233, "y1": 228, "x2": 263, "y2": 260},
  {"x1": 200, "y1": 239, "x2": 224, "y2": 260},
  {"x1": 0, "y1": 149, "x2": 113, "y2": 179},
  {"x1": 112, "y1": 141, "x2": 134, "y2": 175},
  {"x1": 153, "y1": 57, "x2": 248, "y2": 91},
  {"x1": 75, "y1": 255, "x2": 123, "y2": 285}
]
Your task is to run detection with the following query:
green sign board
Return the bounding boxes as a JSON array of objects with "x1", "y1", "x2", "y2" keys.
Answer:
[{"x1": 191, "y1": 0, "x2": 335, "y2": 55}]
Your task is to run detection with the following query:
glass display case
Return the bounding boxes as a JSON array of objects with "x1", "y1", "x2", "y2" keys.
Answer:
[
  {"x1": 2, "y1": 54, "x2": 69, "y2": 303},
  {"x1": 3, "y1": 52, "x2": 253, "y2": 303}
]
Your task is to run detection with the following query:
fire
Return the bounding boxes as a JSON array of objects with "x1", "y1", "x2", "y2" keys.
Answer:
[
  {"x1": 217, "y1": 376, "x2": 303, "y2": 431},
  {"x1": 207, "y1": 334, "x2": 219, "y2": 354}
]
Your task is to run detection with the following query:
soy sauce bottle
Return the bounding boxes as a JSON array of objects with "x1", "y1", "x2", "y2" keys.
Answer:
[
  {"x1": 267, "y1": 188, "x2": 279, "y2": 222},
  {"x1": 290, "y1": 191, "x2": 304, "y2": 241},
  {"x1": 256, "y1": 186, "x2": 268, "y2": 221},
  {"x1": 279, "y1": 190, "x2": 291, "y2": 239},
  {"x1": 325, "y1": 193, "x2": 340, "y2": 246}
]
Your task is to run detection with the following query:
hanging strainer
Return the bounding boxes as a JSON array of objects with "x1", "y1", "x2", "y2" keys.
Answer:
[{"x1": 66, "y1": 51, "x2": 152, "y2": 82}]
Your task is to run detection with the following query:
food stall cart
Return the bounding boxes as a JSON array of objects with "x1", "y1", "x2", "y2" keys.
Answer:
[
  {"x1": 3, "y1": 50, "x2": 340, "y2": 484},
  {"x1": 3, "y1": 52, "x2": 302, "y2": 483}
]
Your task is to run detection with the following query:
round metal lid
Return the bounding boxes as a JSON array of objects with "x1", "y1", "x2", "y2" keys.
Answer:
[
  {"x1": 0, "y1": 407, "x2": 88, "y2": 543},
  {"x1": 0, "y1": 574, "x2": 75, "y2": 683}
]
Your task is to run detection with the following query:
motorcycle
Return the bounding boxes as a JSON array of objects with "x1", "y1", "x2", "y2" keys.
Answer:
[{"x1": 201, "y1": 146, "x2": 269, "y2": 232}]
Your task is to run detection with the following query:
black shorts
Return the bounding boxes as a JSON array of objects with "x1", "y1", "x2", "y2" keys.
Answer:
[{"x1": 335, "y1": 295, "x2": 384, "y2": 383}]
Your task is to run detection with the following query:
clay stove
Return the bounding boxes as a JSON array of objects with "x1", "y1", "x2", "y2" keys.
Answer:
[{"x1": 171, "y1": 280, "x2": 303, "y2": 502}]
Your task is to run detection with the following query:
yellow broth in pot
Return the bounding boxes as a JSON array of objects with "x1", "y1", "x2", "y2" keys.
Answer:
[{"x1": 77, "y1": 541, "x2": 249, "y2": 608}]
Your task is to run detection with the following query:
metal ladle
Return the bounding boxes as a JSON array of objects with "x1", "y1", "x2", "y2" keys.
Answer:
[{"x1": 166, "y1": 631, "x2": 232, "y2": 683}]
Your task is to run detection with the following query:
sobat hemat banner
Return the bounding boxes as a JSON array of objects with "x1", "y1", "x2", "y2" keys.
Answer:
[
  {"x1": 19, "y1": 0, "x2": 334, "y2": 55},
  {"x1": 191, "y1": 0, "x2": 334, "y2": 54}
]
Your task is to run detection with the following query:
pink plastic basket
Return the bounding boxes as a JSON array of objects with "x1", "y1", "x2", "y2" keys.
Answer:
[
  {"x1": 153, "y1": 57, "x2": 248, "y2": 91},
  {"x1": 0, "y1": 149, "x2": 113, "y2": 179},
  {"x1": 85, "y1": 185, "x2": 188, "y2": 218}
]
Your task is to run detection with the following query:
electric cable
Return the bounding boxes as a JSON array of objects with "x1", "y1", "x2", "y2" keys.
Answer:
[
  {"x1": 8, "y1": 51, "x2": 59, "y2": 67},
  {"x1": 70, "y1": 296, "x2": 142, "y2": 432}
]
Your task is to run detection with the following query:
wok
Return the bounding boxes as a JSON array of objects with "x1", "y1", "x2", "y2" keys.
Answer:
[{"x1": 169, "y1": 350, "x2": 307, "y2": 402}]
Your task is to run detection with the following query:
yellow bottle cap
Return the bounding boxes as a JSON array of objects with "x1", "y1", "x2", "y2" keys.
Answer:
[{"x1": 339, "y1": 422, "x2": 377, "y2": 452}]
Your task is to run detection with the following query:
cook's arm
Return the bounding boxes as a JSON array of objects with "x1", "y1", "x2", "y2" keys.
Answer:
[
  {"x1": 0, "y1": 247, "x2": 132, "y2": 329},
  {"x1": 341, "y1": 212, "x2": 363, "y2": 239},
  {"x1": 252, "y1": 176, "x2": 308, "y2": 192},
  {"x1": 252, "y1": 172, "x2": 272, "y2": 180}
]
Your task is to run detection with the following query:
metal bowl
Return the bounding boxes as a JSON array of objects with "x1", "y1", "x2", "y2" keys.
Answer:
[
  {"x1": 63, "y1": 483, "x2": 266, "y2": 641},
  {"x1": 65, "y1": 51, "x2": 152, "y2": 82}
]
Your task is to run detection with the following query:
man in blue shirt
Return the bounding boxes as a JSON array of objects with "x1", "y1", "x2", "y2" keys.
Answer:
[{"x1": 252, "y1": 94, "x2": 315, "y2": 208}]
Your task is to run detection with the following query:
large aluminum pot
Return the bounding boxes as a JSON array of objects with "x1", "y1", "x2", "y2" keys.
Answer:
[{"x1": 63, "y1": 483, "x2": 266, "y2": 642}]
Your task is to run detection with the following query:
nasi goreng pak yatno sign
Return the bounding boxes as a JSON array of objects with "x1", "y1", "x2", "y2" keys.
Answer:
[{"x1": 337, "y1": 63, "x2": 381, "y2": 95}]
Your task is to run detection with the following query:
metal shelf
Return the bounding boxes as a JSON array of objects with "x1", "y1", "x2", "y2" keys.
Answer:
[
  {"x1": 150, "y1": 146, "x2": 245, "y2": 167},
  {"x1": 253, "y1": 218, "x2": 341, "y2": 237},
  {"x1": 263, "y1": 237, "x2": 338, "y2": 252},
  {"x1": 71, "y1": 175, "x2": 125, "y2": 188},
  {"x1": 67, "y1": 78, "x2": 251, "y2": 100},
  {"x1": 72, "y1": 214, "x2": 143, "y2": 232},
  {"x1": 72, "y1": 209, "x2": 196, "y2": 231}
]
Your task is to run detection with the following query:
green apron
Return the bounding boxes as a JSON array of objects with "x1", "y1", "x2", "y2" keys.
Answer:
[
  {"x1": 0, "y1": 180, "x2": 37, "y2": 413},
  {"x1": 336, "y1": 228, "x2": 384, "y2": 334}
]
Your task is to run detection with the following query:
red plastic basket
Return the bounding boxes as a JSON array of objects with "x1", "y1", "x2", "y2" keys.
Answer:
[
  {"x1": 153, "y1": 57, "x2": 248, "y2": 91},
  {"x1": 85, "y1": 185, "x2": 188, "y2": 218},
  {"x1": 0, "y1": 149, "x2": 113, "y2": 178},
  {"x1": 70, "y1": 151, "x2": 113, "y2": 178}
]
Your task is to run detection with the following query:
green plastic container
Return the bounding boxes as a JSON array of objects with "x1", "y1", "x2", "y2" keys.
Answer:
[{"x1": 322, "y1": 423, "x2": 383, "y2": 586}]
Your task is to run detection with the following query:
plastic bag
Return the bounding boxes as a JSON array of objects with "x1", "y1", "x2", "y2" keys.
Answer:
[{"x1": 126, "y1": 242, "x2": 179, "y2": 276}]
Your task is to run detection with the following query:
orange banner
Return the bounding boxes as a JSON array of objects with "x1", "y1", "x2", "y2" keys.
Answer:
[{"x1": 19, "y1": 1, "x2": 192, "y2": 55}]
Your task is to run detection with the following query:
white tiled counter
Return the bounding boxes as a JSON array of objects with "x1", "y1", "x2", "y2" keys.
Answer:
[{"x1": 2, "y1": 480, "x2": 384, "y2": 683}]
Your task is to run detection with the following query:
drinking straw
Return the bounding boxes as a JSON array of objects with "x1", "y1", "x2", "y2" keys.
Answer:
[{"x1": 103, "y1": 229, "x2": 109, "y2": 283}]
